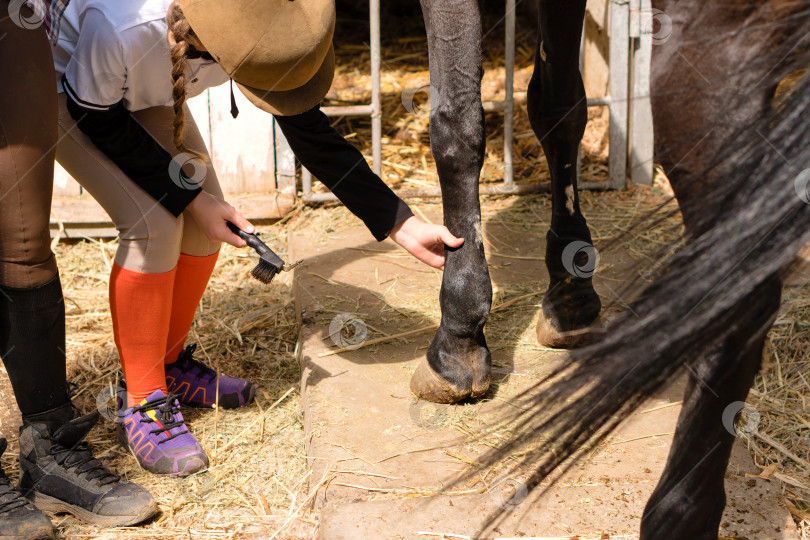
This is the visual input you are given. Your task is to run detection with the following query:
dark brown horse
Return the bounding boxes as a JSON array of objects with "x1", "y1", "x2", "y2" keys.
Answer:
[
  {"x1": 410, "y1": 1, "x2": 810, "y2": 538},
  {"x1": 410, "y1": 0, "x2": 599, "y2": 404}
]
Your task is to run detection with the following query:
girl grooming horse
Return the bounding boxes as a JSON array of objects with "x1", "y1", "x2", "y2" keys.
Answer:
[{"x1": 56, "y1": 0, "x2": 462, "y2": 477}]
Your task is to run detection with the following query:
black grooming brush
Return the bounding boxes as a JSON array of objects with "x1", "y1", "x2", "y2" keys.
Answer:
[{"x1": 227, "y1": 222, "x2": 301, "y2": 284}]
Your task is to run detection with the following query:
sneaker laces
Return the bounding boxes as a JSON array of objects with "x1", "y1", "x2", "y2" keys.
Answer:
[
  {"x1": 174, "y1": 344, "x2": 217, "y2": 383},
  {"x1": 44, "y1": 438, "x2": 120, "y2": 487},
  {"x1": 0, "y1": 473, "x2": 31, "y2": 513},
  {"x1": 131, "y1": 393, "x2": 188, "y2": 444}
]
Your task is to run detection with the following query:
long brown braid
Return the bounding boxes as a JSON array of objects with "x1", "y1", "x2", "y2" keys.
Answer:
[{"x1": 166, "y1": 2, "x2": 206, "y2": 161}]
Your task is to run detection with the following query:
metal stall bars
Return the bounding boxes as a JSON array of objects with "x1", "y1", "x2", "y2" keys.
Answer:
[
  {"x1": 584, "y1": 0, "x2": 654, "y2": 187},
  {"x1": 628, "y1": 0, "x2": 655, "y2": 185},
  {"x1": 282, "y1": 0, "x2": 651, "y2": 202},
  {"x1": 299, "y1": 0, "x2": 382, "y2": 203}
]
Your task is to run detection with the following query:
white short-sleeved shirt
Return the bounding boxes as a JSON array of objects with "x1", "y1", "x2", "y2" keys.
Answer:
[{"x1": 52, "y1": 0, "x2": 229, "y2": 111}]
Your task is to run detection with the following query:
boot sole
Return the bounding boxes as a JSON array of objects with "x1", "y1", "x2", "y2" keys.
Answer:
[{"x1": 30, "y1": 491, "x2": 157, "y2": 527}]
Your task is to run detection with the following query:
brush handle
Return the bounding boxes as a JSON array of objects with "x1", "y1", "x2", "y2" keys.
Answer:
[{"x1": 227, "y1": 222, "x2": 285, "y2": 268}]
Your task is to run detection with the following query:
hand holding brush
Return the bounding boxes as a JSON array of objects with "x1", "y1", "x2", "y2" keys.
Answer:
[{"x1": 227, "y1": 222, "x2": 302, "y2": 284}]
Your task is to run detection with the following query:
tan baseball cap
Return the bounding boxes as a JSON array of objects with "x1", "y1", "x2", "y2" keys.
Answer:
[{"x1": 178, "y1": 0, "x2": 336, "y2": 116}]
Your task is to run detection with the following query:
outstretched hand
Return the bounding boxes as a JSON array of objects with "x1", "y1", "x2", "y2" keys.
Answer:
[
  {"x1": 187, "y1": 191, "x2": 255, "y2": 248},
  {"x1": 388, "y1": 216, "x2": 464, "y2": 270}
]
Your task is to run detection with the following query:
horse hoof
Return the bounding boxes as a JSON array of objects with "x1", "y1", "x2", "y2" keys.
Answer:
[
  {"x1": 536, "y1": 314, "x2": 601, "y2": 349},
  {"x1": 470, "y1": 374, "x2": 491, "y2": 399},
  {"x1": 410, "y1": 359, "x2": 487, "y2": 404}
]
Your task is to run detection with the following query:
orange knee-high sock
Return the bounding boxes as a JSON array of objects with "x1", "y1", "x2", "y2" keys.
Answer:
[
  {"x1": 110, "y1": 263, "x2": 176, "y2": 407},
  {"x1": 164, "y1": 251, "x2": 219, "y2": 364}
]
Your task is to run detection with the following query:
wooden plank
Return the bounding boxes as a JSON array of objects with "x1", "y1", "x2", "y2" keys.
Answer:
[
  {"x1": 583, "y1": 0, "x2": 610, "y2": 99},
  {"x1": 52, "y1": 162, "x2": 82, "y2": 197},
  {"x1": 273, "y1": 119, "x2": 297, "y2": 195},
  {"x1": 587, "y1": 0, "x2": 608, "y2": 27},
  {"x1": 226, "y1": 192, "x2": 295, "y2": 222},
  {"x1": 630, "y1": 0, "x2": 655, "y2": 185},
  {"x1": 53, "y1": 89, "x2": 280, "y2": 199},
  {"x1": 186, "y1": 86, "x2": 278, "y2": 194},
  {"x1": 50, "y1": 196, "x2": 109, "y2": 227},
  {"x1": 50, "y1": 192, "x2": 295, "y2": 234},
  {"x1": 608, "y1": 0, "x2": 630, "y2": 189},
  {"x1": 51, "y1": 226, "x2": 119, "y2": 241}
]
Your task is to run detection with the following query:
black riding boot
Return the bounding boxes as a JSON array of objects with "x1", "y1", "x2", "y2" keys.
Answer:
[
  {"x1": 0, "y1": 276, "x2": 69, "y2": 415},
  {"x1": 19, "y1": 404, "x2": 157, "y2": 527},
  {"x1": 0, "y1": 277, "x2": 156, "y2": 526},
  {"x1": 0, "y1": 438, "x2": 53, "y2": 539}
]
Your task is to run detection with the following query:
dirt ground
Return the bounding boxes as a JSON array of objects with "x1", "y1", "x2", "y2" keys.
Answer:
[
  {"x1": 0, "y1": 1, "x2": 807, "y2": 538},
  {"x1": 0, "y1": 187, "x2": 804, "y2": 539},
  {"x1": 0, "y1": 224, "x2": 314, "y2": 539},
  {"x1": 289, "y1": 192, "x2": 796, "y2": 540}
]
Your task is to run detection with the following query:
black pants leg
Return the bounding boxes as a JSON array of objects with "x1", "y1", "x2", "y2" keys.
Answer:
[{"x1": 0, "y1": 2, "x2": 70, "y2": 417}]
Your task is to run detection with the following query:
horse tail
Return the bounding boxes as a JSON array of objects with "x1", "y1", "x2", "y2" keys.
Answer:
[{"x1": 476, "y1": 9, "x2": 810, "y2": 530}]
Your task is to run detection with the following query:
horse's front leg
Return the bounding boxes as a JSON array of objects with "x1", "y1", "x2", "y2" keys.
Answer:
[
  {"x1": 529, "y1": 0, "x2": 601, "y2": 348},
  {"x1": 410, "y1": 0, "x2": 492, "y2": 403}
]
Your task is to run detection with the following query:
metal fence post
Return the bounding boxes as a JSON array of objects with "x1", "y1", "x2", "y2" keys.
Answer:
[
  {"x1": 370, "y1": 0, "x2": 382, "y2": 177},
  {"x1": 503, "y1": 0, "x2": 516, "y2": 187},
  {"x1": 298, "y1": 0, "x2": 637, "y2": 204},
  {"x1": 630, "y1": 0, "x2": 654, "y2": 185},
  {"x1": 301, "y1": 0, "x2": 382, "y2": 202},
  {"x1": 608, "y1": 0, "x2": 630, "y2": 189}
]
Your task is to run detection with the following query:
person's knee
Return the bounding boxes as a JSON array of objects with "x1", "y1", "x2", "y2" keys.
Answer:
[
  {"x1": 180, "y1": 182, "x2": 223, "y2": 257},
  {"x1": 115, "y1": 211, "x2": 183, "y2": 273},
  {"x1": 179, "y1": 220, "x2": 221, "y2": 258},
  {"x1": 0, "y1": 255, "x2": 58, "y2": 289},
  {"x1": 0, "y1": 184, "x2": 57, "y2": 288}
]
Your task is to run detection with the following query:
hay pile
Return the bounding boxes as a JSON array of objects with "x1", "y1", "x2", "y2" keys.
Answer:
[
  {"x1": 746, "y1": 258, "x2": 810, "y2": 534},
  {"x1": 38, "y1": 226, "x2": 314, "y2": 539},
  {"x1": 20, "y1": 1, "x2": 810, "y2": 537},
  {"x1": 323, "y1": 0, "x2": 609, "y2": 197}
]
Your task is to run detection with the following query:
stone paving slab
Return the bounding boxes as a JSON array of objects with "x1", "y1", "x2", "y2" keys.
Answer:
[{"x1": 289, "y1": 206, "x2": 796, "y2": 540}]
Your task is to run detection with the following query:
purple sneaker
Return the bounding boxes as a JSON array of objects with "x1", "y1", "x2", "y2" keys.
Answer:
[
  {"x1": 116, "y1": 389, "x2": 208, "y2": 477},
  {"x1": 165, "y1": 344, "x2": 255, "y2": 409}
]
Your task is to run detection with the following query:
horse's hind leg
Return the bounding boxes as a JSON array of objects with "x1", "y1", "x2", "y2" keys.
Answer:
[
  {"x1": 410, "y1": 0, "x2": 492, "y2": 403},
  {"x1": 640, "y1": 278, "x2": 780, "y2": 539},
  {"x1": 640, "y1": 2, "x2": 802, "y2": 535},
  {"x1": 529, "y1": 0, "x2": 601, "y2": 348}
]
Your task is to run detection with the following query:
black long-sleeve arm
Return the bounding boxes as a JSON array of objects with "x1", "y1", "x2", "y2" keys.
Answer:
[
  {"x1": 274, "y1": 106, "x2": 413, "y2": 241},
  {"x1": 63, "y1": 77, "x2": 201, "y2": 217}
]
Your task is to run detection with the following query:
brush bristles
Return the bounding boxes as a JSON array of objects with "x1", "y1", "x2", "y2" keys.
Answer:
[{"x1": 250, "y1": 260, "x2": 279, "y2": 284}]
